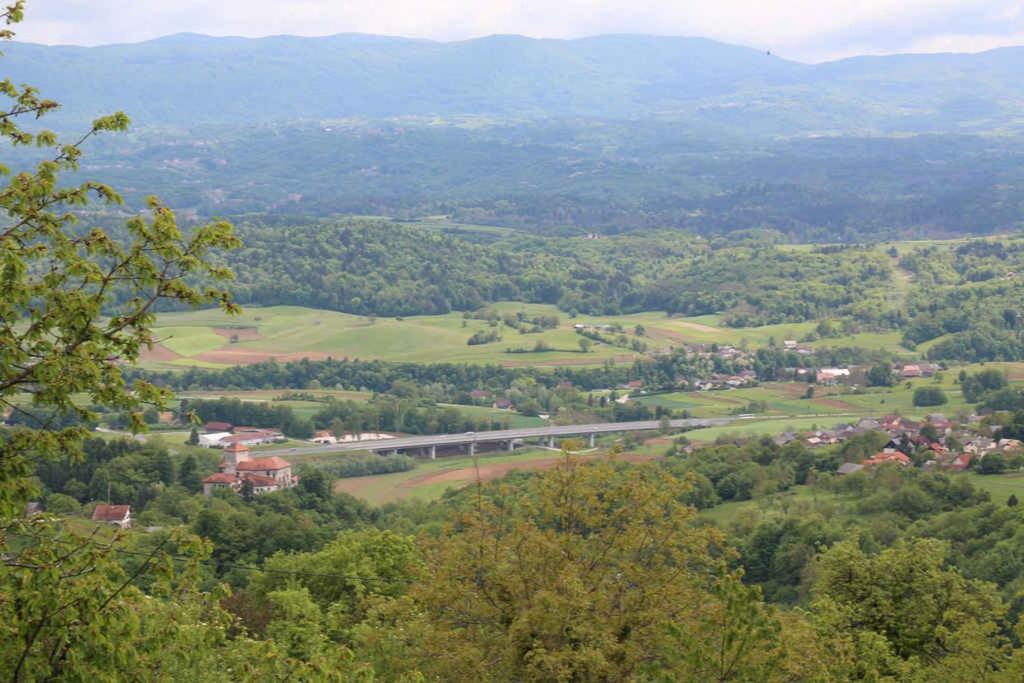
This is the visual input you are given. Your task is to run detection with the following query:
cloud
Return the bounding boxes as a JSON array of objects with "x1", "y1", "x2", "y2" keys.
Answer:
[{"x1": 12, "y1": 0, "x2": 1024, "y2": 62}]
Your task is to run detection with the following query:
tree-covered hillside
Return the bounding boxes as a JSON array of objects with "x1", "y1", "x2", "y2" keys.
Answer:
[{"x1": 216, "y1": 220, "x2": 893, "y2": 322}]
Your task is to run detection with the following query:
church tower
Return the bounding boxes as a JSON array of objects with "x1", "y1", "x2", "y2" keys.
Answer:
[{"x1": 221, "y1": 441, "x2": 251, "y2": 475}]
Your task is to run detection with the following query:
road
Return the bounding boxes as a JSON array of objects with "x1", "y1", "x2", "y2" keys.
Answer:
[{"x1": 262, "y1": 417, "x2": 740, "y2": 458}]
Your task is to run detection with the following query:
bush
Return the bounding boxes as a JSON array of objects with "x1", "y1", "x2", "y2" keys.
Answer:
[{"x1": 913, "y1": 387, "x2": 948, "y2": 407}]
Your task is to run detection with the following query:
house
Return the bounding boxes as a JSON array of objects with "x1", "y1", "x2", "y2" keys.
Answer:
[
  {"x1": 92, "y1": 504, "x2": 132, "y2": 529},
  {"x1": 783, "y1": 340, "x2": 798, "y2": 350},
  {"x1": 198, "y1": 431, "x2": 232, "y2": 448},
  {"x1": 492, "y1": 399, "x2": 514, "y2": 410},
  {"x1": 202, "y1": 442, "x2": 298, "y2": 496},
  {"x1": 816, "y1": 368, "x2": 850, "y2": 385},
  {"x1": 948, "y1": 453, "x2": 974, "y2": 472},
  {"x1": 468, "y1": 389, "x2": 490, "y2": 401},
  {"x1": 837, "y1": 462, "x2": 864, "y2": 476},
  {"x1": 219, "y1": 429, "x2": 283, "y2": 448},
  {"x1": 964, "y1": 436, "x2": 995, "y2": 456},
  {"x1": 900, "y1": 364, "x2": 922, "y2": 379},
  {"x1": 863, "y1": 450, "x2": 912, "y2": 467},
  {"x1": 998, "y1": 439, "x2": 1024, "y2": 453},
  {"x1": 204, "y1": 421, "x2": 233, "y2": 433},
  {"x1": 312, "y1": 430, "x2": 336, "y2": 445}
]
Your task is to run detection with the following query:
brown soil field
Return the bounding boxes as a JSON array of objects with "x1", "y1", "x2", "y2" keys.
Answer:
[{"x1": 138, "y1": 342, "x2": 182, "y2": 363}]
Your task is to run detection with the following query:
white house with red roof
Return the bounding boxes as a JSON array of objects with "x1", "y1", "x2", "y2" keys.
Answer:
[
  {"x1": 92, "y1": 504, "x2": 132, "y2": 529},
  {"x1": 202, "y1": 442, "x2": 298, "y2": 496}
]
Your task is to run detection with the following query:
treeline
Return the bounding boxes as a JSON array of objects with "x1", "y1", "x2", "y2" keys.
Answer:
[{"x1": 133, "y1": 344, "x2": 890, "y2": 398}]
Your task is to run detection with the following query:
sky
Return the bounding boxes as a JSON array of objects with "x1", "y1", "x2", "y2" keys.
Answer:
[{"x1": 15, "y1": 0, "x2": 1024, "y2": 62}]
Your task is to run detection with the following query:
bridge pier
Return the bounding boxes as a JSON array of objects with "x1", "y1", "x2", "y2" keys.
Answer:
[
  {"x1": 468, "y1": 441, "x2": 476, "y2": 457},
  {"x1": 547, "y1": 436, "x2": 555, "y2": 448},
  {"x1": 507, "y1": 440, "x2": 515, "y2": 452},
  {"x1": 390, "y1": 449, "x2": 399, "y2": 457},
  {"x1": 429, "y1": 445, "x2": 436, "y2": 460},
  {"x1": 588, "y1": 433, "x2": 596, "y2": 448}
]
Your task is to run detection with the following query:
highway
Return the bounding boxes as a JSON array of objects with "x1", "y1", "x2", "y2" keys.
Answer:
[{"x1": 261, "y1": 417, "x2": 739, "y2": 458}]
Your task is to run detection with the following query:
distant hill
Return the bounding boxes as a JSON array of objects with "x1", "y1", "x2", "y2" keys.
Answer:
[{"x1": 7, "y1": 33, "x2": 1024, "y2": 134}]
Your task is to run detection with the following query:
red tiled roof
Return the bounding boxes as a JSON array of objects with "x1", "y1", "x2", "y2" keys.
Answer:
[
  {"x1": 92, "y1": 504, "x2": 131, "y2": 522},
  {"x1": 203, "y1": 472, "x2": 238, "y2": 484},
  {"x1": 205, "y1": 421, "x2": 233, "y2": 432},
  {"x1": 224, "y1": 441, "x2": 250, "y2": 453},
  {"x1": 237, "y1": 456, "x2": 291, "y2": 471},
  {"x1": 241, "y1": 473, "x2": 279, "y2": 487},
  {"x1": 864, "y1": 451, "x2": 912, "y2": 467}
]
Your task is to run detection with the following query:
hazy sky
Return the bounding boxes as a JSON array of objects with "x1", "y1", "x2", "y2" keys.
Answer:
[{"x1": 15, "y1": 0, "x2": 1024, "y2": 62}]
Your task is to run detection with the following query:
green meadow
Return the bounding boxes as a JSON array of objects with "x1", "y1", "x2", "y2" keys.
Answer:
[{"x1": 143, "y1": 303, "x2": 928, "y2": 372}]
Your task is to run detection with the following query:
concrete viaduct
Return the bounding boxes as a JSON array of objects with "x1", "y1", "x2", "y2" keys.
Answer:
[{"x1": 267, "y1": 417, "x2": 740, "y2": 460}]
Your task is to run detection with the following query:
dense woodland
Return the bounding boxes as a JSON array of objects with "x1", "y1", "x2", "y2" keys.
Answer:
[{"x1": 209, "y1": 220, "x2": 895, "y2": 322}]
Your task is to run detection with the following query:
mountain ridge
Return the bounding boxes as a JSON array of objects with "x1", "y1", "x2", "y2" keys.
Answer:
[{"x1": 7, "y1": 32, "x2": 1023, "y2": 133}]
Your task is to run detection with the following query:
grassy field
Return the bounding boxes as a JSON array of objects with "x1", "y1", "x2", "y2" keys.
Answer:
[
  {"x1": 178, "y1": 389, "x2": 374, "y2": 420},
  {"x1": 142, "y1": 303, "x2": 921, "y2": 372},
  {"x1": 331, "y1": 447, "x2": 566, "y2": 504},
  {"x1": 681, "y1": 416, "x2": 852, "y2": 443},
  {"x1": 142, "y1": 305, "x2": 642, "y2": 370},
  {"x1": 966, "y1": 472, "x2": 1024, "y2": 502}
]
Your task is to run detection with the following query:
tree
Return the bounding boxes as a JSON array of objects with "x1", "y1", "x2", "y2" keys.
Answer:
[
  {"x1": 361, "y1": 456, "x2": 730, "y2": 680},
  {"x1": 659, "y1": 414, "x2": 672, "y2": 435},
  {"x1": 578, "y1": 337, "x2": 592, "y2": 353},
  {"x1": 1008, "y1": 494, "x2": 1019, "y2": 507},
  {"x1": 187, "y1": 427, "x2": 200, "y2": 446},
  {"x1": 978, "y1": 453, "x2": 1008, "y2": 475},
  {"x1": 913, "y1": 387, "x2": 948, "y2": 407},
  {"x1": 0, "y1": 4, "x2": 239, "y2": 516},
  {"x1": 0, "y1": 7, "x2": 246, "y2": 676},
  {"x1": 178, "y1": 454, "x2": 202, "y2": 492},
  {"x1": 811, "y1": 538, "x2": 1008, "y2": 679},
  {"x1": 866, "y1": 363, "x2": 894, "y2": 387}
]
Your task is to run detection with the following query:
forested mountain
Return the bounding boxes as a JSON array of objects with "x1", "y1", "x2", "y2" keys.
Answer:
[{"x1": 8, "y1": 33, "x2": 1024, "y2": 134}]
